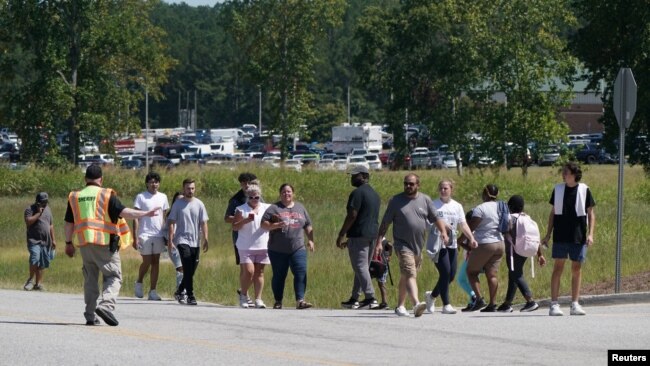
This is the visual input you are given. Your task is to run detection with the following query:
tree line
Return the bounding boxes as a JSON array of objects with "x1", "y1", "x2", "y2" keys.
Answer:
[{"x1": 0, "y1": 0, "x2": 648, "y2": 174}]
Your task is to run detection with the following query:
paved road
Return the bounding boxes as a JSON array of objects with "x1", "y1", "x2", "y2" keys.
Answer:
[{"x1": 1, "y1": 289, "x2": 649, "y2": 365}]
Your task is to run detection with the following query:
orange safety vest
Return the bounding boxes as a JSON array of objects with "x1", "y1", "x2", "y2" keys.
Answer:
[{"x1": 68, "y1": 185, "x2": 130, "y2": 246}]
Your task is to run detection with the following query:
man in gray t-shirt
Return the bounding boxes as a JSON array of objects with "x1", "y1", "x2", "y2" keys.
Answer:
[
  {"x1": 168, "y1": 179, "x2": 209, "y2": 305},
  {"x1": 375, "y1": 174, "x2": 447, "y2": 318},
  {"x1": 23, "y1": 192, "x2": 56, "y2": 291}
]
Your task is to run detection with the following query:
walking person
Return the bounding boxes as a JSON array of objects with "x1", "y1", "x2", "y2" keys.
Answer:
[
  {"x1": 336, "y1": 166, "x2": 381, "y2": 310},
  {"x1": 164, "y1": 192, "x2": 184, "y2": 293},
  {"x1": 168, "y1": 178, "x2": 209, "y2": 306},
  {"x1": 24, "y1": 192, "x2": 56, "y2": 291},
  {"x1": 497, "y1": 195, "x2": 546, "y2": 313},
  {"x1": 425, "y1": 180, "x2": 477, "y2": 314},
  {"x1": 224, "y1": 172, "x2": 258, "y2": 305},
  {"x1": 465, "y1": 184, "x2": 506, "y2": 312},
  {"x1": 456, "y1": 210, "x2": 479, "y2": 312},
  {"x1": 374, "y1": 238, "x2": 393, "y2": 309},
  {"x1": 64, "y1": 165, "x2": 159, "y2": 326},
  {"x1": 232, "y1": 183, "x2": 271, "y2": 308},
  {"x1": 133, "y1": 172, "x2": 169, "y2": 301},
  {"x1": 261, "y1": 183, "x2": 315, "y2": 310},
  {"x1": 374, "y1": 173, "x2": 448, "y2": 318},
  {"x1": 542, "y1": 162, "x2": 595, "y2": 316}
]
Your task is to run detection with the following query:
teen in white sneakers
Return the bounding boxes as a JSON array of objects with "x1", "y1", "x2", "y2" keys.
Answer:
[{"x1": 542, "y1": 162, "x2": 595, "y2": 316}]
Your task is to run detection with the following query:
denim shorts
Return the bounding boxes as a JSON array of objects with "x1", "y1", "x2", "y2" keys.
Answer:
[
  {"x1": 552, "y1": 242, "x2": 587, "y2": 263},
  {"x1": 28, "y1": 244, "x2": 51, "y2": 269}
]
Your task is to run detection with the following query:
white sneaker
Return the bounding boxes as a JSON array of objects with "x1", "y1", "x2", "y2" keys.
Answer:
[
  {"x1": 255, "y1": 299, "x2": 266, "y2": 309},
  {"x1": 425, "y1": 291, "x2": 435, "y2": 313},
  {"x1": 239, "y1": 294, "x2": 249, "y2": 308},
  {"x1": 442, "y1": 304, "x2": 457, "y2": 314},
  {"x1": 394, "y1": 306, "x2": 409, "y2": 317},
  {"x1": 549, "y1": 303, "x2": 564, "y2": 316},
  {"x1": 570, "y1": 303, "x2": 586, "y2": 316},
  {"x1": 134, "y1": 282, "x2": 144, "y2": 298},
  {"x1": 413, "y1": 302, "x2": 427, "y2": 318},
  {"x1": 148, "y1": 289, "x2": 161, "y2": 301}
]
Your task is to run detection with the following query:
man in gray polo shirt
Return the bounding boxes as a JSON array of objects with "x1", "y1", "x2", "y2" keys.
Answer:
[
  {"x1": 337, "y1": 165, "x2": 381, "y2": 310},
  {"x1": 375, "y1": 173, "x2": 447, "y2": 317},
  {"x1": 24, "y1": 192, "x2": 56, "y2": 291}
]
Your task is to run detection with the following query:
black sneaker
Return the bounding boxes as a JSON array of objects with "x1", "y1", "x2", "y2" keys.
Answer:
[
  {"x1": 341, "y1": 298, "x2": 360, "y2": 309},
  {"x1": 175, "y1": 291, "x2": 186, "y2": 304},
  {"x1": 496, "y1": 303, "x2": 513, "y2": 313},
  {"x1": 187, "y1": 296, "x2": 198, "y2": 305},
  {"x1": 467, "y1": 297, "x2": 487, "y2": 312},
  {"x1": 358, "y1": 298, "x2": 379, "y2": 310},
  {"x1": 94, "y1": 307, "x2": 119, "y2": 326},
  {"x1": 373, "y1": 302, "x2": 389, "y2": 310},
  {"x1": 480, "y1": 304, "x2": 497, "y2": 313},
  {"x1": 86, "y1": 318, "x2": 100, "y2": 326},
  {"x1": 520, "y1": 301, "x2": 540, "y2": 312}
]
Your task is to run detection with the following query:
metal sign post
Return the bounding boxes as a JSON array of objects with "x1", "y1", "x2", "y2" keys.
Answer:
[{"x1": 612, "y1": 68, "x2": 637, "y2": 293}]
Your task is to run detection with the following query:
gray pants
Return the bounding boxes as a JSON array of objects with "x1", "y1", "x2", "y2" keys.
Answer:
[
  {"x1": 347, "y1": 237, "x2": 375, "y2": 299},
  {"x1": 80, "y1": 245, "x2": 122, "y2": 322}
]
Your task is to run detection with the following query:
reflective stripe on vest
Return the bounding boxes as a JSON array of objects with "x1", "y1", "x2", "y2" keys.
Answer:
[{"x1": 68, "y1": 186, "x2": 119, "y2": 246}]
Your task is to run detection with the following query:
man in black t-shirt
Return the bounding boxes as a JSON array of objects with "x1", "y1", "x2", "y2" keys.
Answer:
[
  {"x1": 336, "y1": 165, "x2": 381, "y2": 310},
  {"x1": 542, "y1": 162, "x2": 596, "y2": 317}
]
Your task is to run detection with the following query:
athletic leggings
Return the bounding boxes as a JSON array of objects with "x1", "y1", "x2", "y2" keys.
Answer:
[
  {"x1": 456, "y1": 255, "x2": 476, "y2": 303},
  {"x1": 431, "y1": 248, "x2": 457, "y2": 305}
]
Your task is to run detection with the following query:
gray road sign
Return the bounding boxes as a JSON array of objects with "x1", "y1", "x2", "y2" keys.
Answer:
[{"x1": 613, "y1": 68, "x2": 637, "y2": 129}]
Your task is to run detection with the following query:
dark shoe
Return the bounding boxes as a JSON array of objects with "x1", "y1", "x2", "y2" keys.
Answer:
[
  {"x1": 23, "y1": 278, "x2": 34, "y2": 291},
  {"x1": 86, "y1": 318, "x2": 100, "y2": 326},
  {"x1": 175, "y1": 291, "x2": 186, "y2": 304},
  {"x1": 273, "y1": 302, "x2": 282, "y2": 309},
  {"x1": 296, "y1": 300, "x2": 313, "y2": 309},
  {"x1": 32, "y1": 284, "x2": 45, "y2": 291},
  {"x1": 480, "y1": 304, "x2": 497, "y2": 313},
  {"x1": 187, "y1": 296, "x2": 198, "y2": 305},
  {"x1": 467, "y1": 297, "x2": 487, "y2": 312},
  {"x1": 373, "y1": 302, "x2": 389, "y2": 310},
  {"x1": 357, "y1": 298, "x2": 379, "y2": 310},
  {"x1": 461, "y1": 296, "x2": 478, "y2": 312},
  {"x1": 520, "y1": 301, "x2": 540, "y2": 312},
  {"x1": 341, "y1": 297, "x2": 359, "y2": 309},
  {"x1": 94, "y1": 307, "x2": 119, "y2": 326},
  {"x1": 497, "y1": 303, "x2": 513, "y2": 313}
]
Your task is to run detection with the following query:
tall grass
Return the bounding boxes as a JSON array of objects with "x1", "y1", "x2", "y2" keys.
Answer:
[{"x1": 1, "y1": 163, "x2": 648, "y2": 308}]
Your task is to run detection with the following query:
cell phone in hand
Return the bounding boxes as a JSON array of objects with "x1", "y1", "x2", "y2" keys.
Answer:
[{"x1": 248, "y1": 213, "x2": 255, "y2": 219}]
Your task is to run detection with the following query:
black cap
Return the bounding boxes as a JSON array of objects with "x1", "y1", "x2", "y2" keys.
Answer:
[
  {"x1": 36, "y1": 192, "x2": 49, "y2": 203},
  {"x1": 348, "y1": 165, "x2": 369, "y2": 175},
  {"x1": 85, "y1": 164, "x2": 103, "y2": 180}
]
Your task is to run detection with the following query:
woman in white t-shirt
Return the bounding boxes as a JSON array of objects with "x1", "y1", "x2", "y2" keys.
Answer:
[
  {"x1": 465, "y1": 184, "x2": 506, "y2": 312},
  {"x1": 425, "y1": 180, "x2": 476, "y2": 315},
  {"x1": 232, "y1": 183, "x2": 271, "y2": 309}
]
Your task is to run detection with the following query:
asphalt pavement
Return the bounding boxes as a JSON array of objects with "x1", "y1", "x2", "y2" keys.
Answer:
[{"x1": 1, "y1": 289, "x2": 649, "y2": 365}]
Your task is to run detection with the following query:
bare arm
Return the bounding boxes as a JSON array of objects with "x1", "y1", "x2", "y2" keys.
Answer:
[
  {"x1": 201, "y1": 220, "x2": 209, "y2": 253},
  {"x1": 459, "y1": 221, "x2": 477, "y2": 248},
  {"x1": 304, "y1": 225, "x2": 314, "y2": 252},
  {"x1": 119, "y1": 207, "x2": 160, "y2": 220},
  {"x1": 64, "y1": 221, "x2": 75, "y2": 257},
  {"x1": 231, "y1": 209, "x2": 252, "y2": 231},
  {"x1": 466, "y1": 216, "x2": 482, "y2": 249},
  {"x1": 542, "y1": 208, "x2": 554, "y2": 246},
  {"x1": 49, "y1": 224, "x2": 56, "y2": 249},
  {"x1": 336, "y1": 208, "x2": 357, "y2": 249},
  {"x1": 132, "y1": 218, "x2": 139, "y2": 249},
  {"x1": 374, "y1": 221, "x2": 390, "y2": 256},
  {"x1": 167, "y1": 220, "x2": 176, "y2": 251},
  {"x1": 25, "y1": 207, "x2": 44, "y2": 227},
  {"x1": 586, "y1": 206, "x2": 595, "y2": 246}
]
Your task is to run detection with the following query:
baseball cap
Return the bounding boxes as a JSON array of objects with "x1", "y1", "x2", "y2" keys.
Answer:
[
  {"x1": 85, "y1": 164, "x2": 103, "y2": 180},
  {"x1": 36, "y1": 192, "x2": 49, "y2": 203},
  {"x1": 348, "y1": 165, "x2": 369, "y2": 175}
]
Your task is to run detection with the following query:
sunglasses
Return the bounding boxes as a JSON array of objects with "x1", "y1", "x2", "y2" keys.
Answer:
[{"x1": 248, "y1": 196, "x2": 260, "y2": 200}]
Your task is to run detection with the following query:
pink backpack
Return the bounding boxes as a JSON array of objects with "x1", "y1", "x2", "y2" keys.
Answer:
[{"x1": 510, "y1": 213, "x2": 541, "y2": 277}]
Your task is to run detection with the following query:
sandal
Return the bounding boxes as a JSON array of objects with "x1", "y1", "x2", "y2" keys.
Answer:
[
  {"x1": 296, "y1": 300, "x2": 313, "y2": 309},
  {"x1": 273, "y1": 302, "x2": 282, "y2": 309}
]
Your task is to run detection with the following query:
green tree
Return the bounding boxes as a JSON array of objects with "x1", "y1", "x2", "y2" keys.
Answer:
[
  {"x1": 570, "y1": 0, "x2": 650, "y2": 173},
  {"x1": 225, "y1": 0, "x2": 346, "y2": 158},
  {"x1": 0, "y1": 0, "x2": 174, "y2": 163}
]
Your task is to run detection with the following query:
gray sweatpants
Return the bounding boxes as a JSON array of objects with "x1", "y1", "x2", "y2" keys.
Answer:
[
  {"x1": 347, "y1": 237, "x2": 375, "y2": 299},
  {"x1": 80, "y1": 245, "x2": 122, "y2": 322}
]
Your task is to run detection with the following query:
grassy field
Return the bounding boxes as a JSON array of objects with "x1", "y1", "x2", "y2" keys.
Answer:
[{"x1": 1, "y1": 163, "x2": 649, "y2": 309}]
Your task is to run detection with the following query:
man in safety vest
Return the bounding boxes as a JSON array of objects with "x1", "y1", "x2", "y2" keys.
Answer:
[{"x1": 64, "y1": 164, "x2": 160, "y2": 326}]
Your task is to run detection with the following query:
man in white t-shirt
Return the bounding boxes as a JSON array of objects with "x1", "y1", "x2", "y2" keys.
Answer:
[{"x1": 133, "y1": 172, "x2": 169, "y2": 300}]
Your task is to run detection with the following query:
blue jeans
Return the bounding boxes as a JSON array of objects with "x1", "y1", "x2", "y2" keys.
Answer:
[
  {"x1": 505, "y1": 244, "x2": 532, "y2": 303},
  {"x1": 268, "y1": 248, "x2": 308, "y2": 302}
]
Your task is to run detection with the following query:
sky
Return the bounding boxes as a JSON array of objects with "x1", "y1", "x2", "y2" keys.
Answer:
[{"x1": 164, "y1": 0, "x2": 221, "y2": 6}]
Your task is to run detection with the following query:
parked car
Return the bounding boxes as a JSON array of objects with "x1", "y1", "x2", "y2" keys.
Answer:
[
  {"x1": 348, "y1": 156, "x2": 370, "y2": 171},
  {"x1": 80, "y1": 141, "x2": 99, "y2": 154},
  {"x1": 120, "y1": 159, "x2": 144, "y2": 170},
  {"x1": 333, "y1": 156, "x2": 349, "y2": 171},
  {"x1": 441, "y1": 154, "x2": 458, "y2": 169},
  {"x1": 388, "y1": 151, "x2": 411, "y2": 170},
  {"x1": 574, "y1": 143, "x2": 605, "y2": 164},
  {"x1": 364, "y1": 154, "x2": 382, "y2": 170},
  {"x1": 428, "y1": 151, "x2": 442, "y2": 169},
  {"x1": 410, "y1": 152, "x2": 430, "y2": 169},
  {"x1": 284, "y1": 159, "x2": 303, "y2": 172},
  {"x1": 316, "y1": 159, "x2": 335, "y2": 170},
  {"x1": 538, "y1": 146, "x2": 561, "y2": 166}
]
